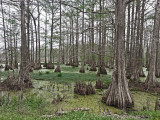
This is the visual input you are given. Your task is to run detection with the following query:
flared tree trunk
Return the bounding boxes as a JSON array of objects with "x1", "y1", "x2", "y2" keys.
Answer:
[
  {"x1": 3, "y1": 0, "x2": 33, "y2": 90},
  {"x1": 145, "y1": 0, "x2": 160, "y2": 87},
  {"x1": 18, "y1": 0, "x2": 32, "y2": 89},
  {"x1": 102, "y1": 0, "x2": 134, "y2": 109}
]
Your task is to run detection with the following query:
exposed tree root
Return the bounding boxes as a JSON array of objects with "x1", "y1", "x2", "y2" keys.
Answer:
[
  {"x1": 52, "y1": 94, "x2": 65, "y2": 104},
  {"x1": 55, "y1": 65, "x2": 61, "y2": 72},
  {"x1": 0, "y1": 65, "x2": 4, "y2": 68},
  {"x1": 1, "y1": 74, "x2": 33, "y2": 91},
  {"x1": 79, "y1": 66, "x2": 85, "y2": 73},
  {"x1": 95, "y1": 78, "x2": 108, "y2": 89},
  {"x1": 34, "y1": 63, "x2": 42, "y2": 70},
  {"x1": 100, "y1": 67, "x2": 107, "y2": 75},
  {"x1": 42, "y1": 108, "x2": 90, "y2": 118},
  {"x1": 74, "y1": 82, "x2": 95, "y2": 95},
  {"x1": 129, "y1": 80, "x2": 160, "y2": 95},
  {"x1": 90, "y1": 64, "x2": 97, "y2": 71},
  {"x1": 46, "y1": 62, "x2": 55, "y2": 69},
  {"x1": 5, "y1": 65, "x2": 13, "y2": 71},
  {"x1": 72, "y1": 62, "x2": 79, "y2": 67},
  {"x1": 43, "y1": 63, "x2": 47, "y2": 67},
  {"x1": 65, "y1": 63, "x2": 70, "y2": 66},
  {"x1": 0, "y1": 82, "x2": 7, "y2": 91}
]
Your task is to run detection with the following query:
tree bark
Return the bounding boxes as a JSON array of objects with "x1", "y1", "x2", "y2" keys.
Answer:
[
  {"x1": 102, "y1": 0, "x2": 134, "y2": 109},
  {"x1": 145, "y1": 0, "x2": 160, "y2": 87},
  {"x1": 1, "y1": 0, "x2": 9, "y2": 70},
  {"x1": 55, "y1": 0, "x2": 62, "y2": 72},
  {"x1": 79, "y1": 0, "x2": 85, "y2": 73},
  {"x1": 75, "y1": 10, "x2": 79, "y2": 67},
  {"x1": 47, "y1": 0, "x2": 55, "y2": 69}
]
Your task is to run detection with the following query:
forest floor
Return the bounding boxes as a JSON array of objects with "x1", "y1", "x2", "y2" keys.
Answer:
[{"x1": 0, "y1": 65, "x2": 160, "y2": 120}]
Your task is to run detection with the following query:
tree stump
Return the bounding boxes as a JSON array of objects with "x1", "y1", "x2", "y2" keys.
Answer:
[
  {"x1": 100, "y1": 67, "x2": 107, "y2": 75},
  {"x1": 90, "y1": 65, "x2": 97, "y2": 71},
  {"x1": 95, "y1": 78, "x2": 104, "y2": 89},
  {"x1": 43, "y1": 63, "x2": 47, "y2": 68},
  {"x1": 5, "y1": 65, "x2": 13, "y2": 71},
  {"x1": 34, "y1": 63, "x2": 42, "y2": 70},
  {"x1": 0, "y1": 65, "x2": 3, "y2": 69},
  {"x1": 46, "y1": 62, "x2": 54, "y2": 69},
  {"x1": 74, "y1": 82, "x2": 95, "y2": 95},
  {"x1": 55, "y1": 65, "x2": 61, "y2": 72}
]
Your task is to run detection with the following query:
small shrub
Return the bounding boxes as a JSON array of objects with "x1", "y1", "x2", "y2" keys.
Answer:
[
  {"x1": 38, "y1": 71, "x2": 42, "y2": 76},
  {"x1": 57, "y1": 72, "x2": 62, "y2": 77},
  {"x1": 45, "y1": 71, "x2": 50, "y2": 74},
  {"x1": 23, "y1": 95, "x2": 43, "y2": 109},
  {"x1": 72, "y1": 66, "x2": 75, "y2": 69}
]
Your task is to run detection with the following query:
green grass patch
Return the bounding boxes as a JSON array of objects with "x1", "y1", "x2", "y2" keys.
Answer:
[
  {"x1": 31, "y1": 71, "x2": 111, "y2": 85},
  {"x1": 29, "y1": 65, "x2": 111, "y2": 85},
  {"x1": 0, "y1": 93, "x2": 115, "y2": 120},
  {"x1": 130, "y1": 110, "x2": 160, "y2": 120},
  {"x1": 45, "y1": 71, "x2": 50, "y2": 74},
  {"x1": 57, "y1": 72, "x2": 62, "y2": 77}
]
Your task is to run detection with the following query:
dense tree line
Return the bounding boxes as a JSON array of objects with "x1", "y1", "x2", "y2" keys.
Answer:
[{"x1": 0, "y1": 0, "x2": 159, "y2": 109}]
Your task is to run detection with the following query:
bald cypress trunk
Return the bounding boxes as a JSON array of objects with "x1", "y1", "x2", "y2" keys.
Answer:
[
  {"x1": 145, "y1": 0, "x2": 160, "y2": 87},
  {"x1": 18, "y1": 0, "x2": 32, "y2": 89},
  {"x1": 1, "y1": 0, "x2": 9, "y2": 70},
  {"x1": 75, "y1": 10, "x2": 79, "y2": 67},
  {"x1": 126, "y1": 3, "x2": 131, "y2": 78},
  {"x1": 139, "y1": 0, "x2": 146, "y2": 77},
  {"x1": 3, "y1": 0, "x2": 32, "y2": 90},
  {"x1": 100, "y1": 0, "x2": 107, "y2": 75},
  {"x1": 55, "y1": 0, "x2": 62, "y2": 72},
  {"x1": 102, "y1": 0, "x2": 134, "y2": 109},
  {"x1": 44, "y1": 12, "x2": 48, "y2": 67},
  {"x1": 37, "y1": 1, "x2": 41, "y2": 69},
  {"x1": 130, "y1": 0, "x2": 141, "y2": 81},
  {"x1": 47, "y1": 0, "x2": 54, "y2": 69},
  {"x1": 90, "y1": 0, "x2": 97, "y2": 71},
  {"x1": 79, "y1": 0, "x2": 85, "y2": 73}
]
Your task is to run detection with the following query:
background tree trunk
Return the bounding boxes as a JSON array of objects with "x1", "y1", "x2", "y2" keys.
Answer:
[
  {"x1": 79, "y1": 0, "x2": 85, "y2": 73},
  {"x1": 145, "y1": 0, "x2": 160, "y2": 88},
  {"x1": 55, "y1": 0, "x2": 62, "y2": 72}
]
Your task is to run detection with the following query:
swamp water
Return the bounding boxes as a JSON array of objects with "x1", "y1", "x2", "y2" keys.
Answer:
[
  {"x1": 0, "y1": 67, "x2": 159, "y2": 115},
  {"x1": 0, "y1": 79, "x2": 159, "y2": 114}
]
